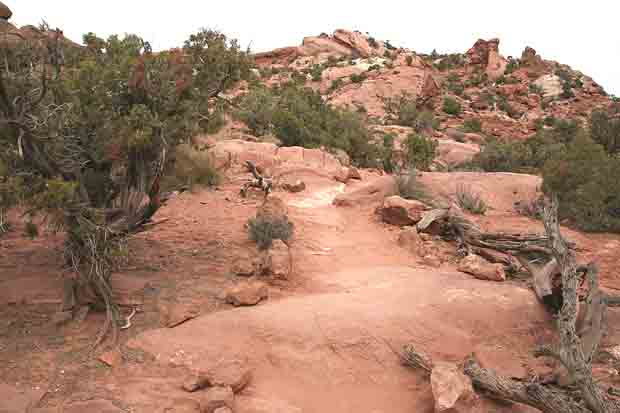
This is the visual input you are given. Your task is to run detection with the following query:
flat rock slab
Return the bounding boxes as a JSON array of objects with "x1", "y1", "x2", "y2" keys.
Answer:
[{"x1": 127, "y1": 266, "x2": 546, "y2": 412}]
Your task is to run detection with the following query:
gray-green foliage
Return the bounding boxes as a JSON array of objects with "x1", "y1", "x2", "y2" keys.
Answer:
[
  {"x1": 235, "y1": 83, "x2": 380, "y2": 167},
  {"x1": 456, "y1": 184, "x2": 487, "y2": 215},
  {"x1": 405, "y1": 133, "x2": 438, "y2": 171},
  {"x1": 248, "y1": 215, "x2": 294, "y2": 251}
]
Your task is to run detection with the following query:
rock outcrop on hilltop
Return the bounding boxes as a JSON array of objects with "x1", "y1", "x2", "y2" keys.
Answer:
[
  {"x1": 250, "y1": 32, "x2": 614, "y2": 142},
  {"x1": 466, "y1": 38, "x2": 507, "y2": 80},
  {"x1": 253, "y1": 29, "x2": 388, "y2": 66},
  {"x1": 0, "y1": 1, "x2": 11, "y2": 20}
]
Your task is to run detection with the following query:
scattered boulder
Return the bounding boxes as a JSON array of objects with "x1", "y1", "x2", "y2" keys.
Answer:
[
  {"x1": 208, "y1": 360, "x2": 253, "y2": 394},
  {"x1": 457, "y1": 254, "x2": 506, "y2": 281},
  {"x1": 183, "y1": 372, "x2": 212, "y2": 393},
  {"x1": 159, "y1": 301, "x2": 201, "y2": 328},
  {"x1": 183, "y1": 360, "x2": 252, "y2": 395},
  {"x1": 333, "y1": 175, "x2": 397, "y2": 207},
  {"x1": 282, "y1": 180, "x2": 306, "y2": 193},
  {"x1": 201, "y1": 386, "x2": 234, "y2": 413},
  {"x1": 430, "y1": 362, "x2": 474, "y2": 412},
  {"x1": 0, "y1": 1, "x2": 11, "y2": 20},
  {"x1": 377, "y1": 196, "x2": 428, "y2": 226},
  {"x1": 98, "y1": 348, "x2": 123, "y2": 367},
  {"x1": 225, "y1": 280, "x2": 268, "y2": 306}
]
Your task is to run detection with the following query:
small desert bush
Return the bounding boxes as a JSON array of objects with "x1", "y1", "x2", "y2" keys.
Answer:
[
  {"x1": 514, "y1": 197, "x2": 544, "y2": 219},
  {"x1": 248, "y1": 215, "x2": 294, "y2": 251},
  {"x1": 165, "y1": 144, "x2": 220, "y2": 191},
  {"x1": 456, "y1": 184, "x2": 487, "y2": 215},
  {"x1": 462, "y1": 118, "x2": 482, "y2": 133},
  {"x1": 405, "y1": 133, "x2": 438, "y2": 171},
  {"x1": 443, "y1": 96, "x2": 462, "y2": 116},
  {"x1": 350, "y1": 73, "x2": 367, "y2": 83}
]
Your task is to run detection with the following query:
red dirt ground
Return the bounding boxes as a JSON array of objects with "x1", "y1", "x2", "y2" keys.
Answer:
[{"x1": 1, "y1": 168, "x2": 619, "y2": 412}]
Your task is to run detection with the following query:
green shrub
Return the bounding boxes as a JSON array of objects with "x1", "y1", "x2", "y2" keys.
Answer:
[
  {"x1": 498, "y1": 96, "x2": 520, "y2": 119},
  {"x1": 529, "y1": 83, "x2": 544, "y2": 95},
  {"x1": 448, "y1": 82, "x2": 464, "y2": 96},
  {"x1": 368, "y1": 37, "x2": 378, "y2": 48},
  {"x1": 417, "y1": 110, "x2": 439, "y2": 131},
  {"x1": 456, "y1": 184, "x2": 487, "y2": 215},
  {"x1": 328, "y1": 78, "x2": 344, "y2": 93},
  {"x1": 447, "y1": 73, "x2": 460, "y2": 83},
  {"x1": 590, "y1": 110, "x2": 620, "y2": 154},
  {"x1": 350, "y1": 73, "x2": 367, "y2": 83},
  {"x1": 248, "y1": 215, "x2": 294, "y2": 251},
  {"x1": 165, "y1": 144, "x2": 220, "y2": 191},
  {"x1": 561, "y1": 81, "x2": 574, "y2": 99},
  {"x1": 543, "y1": 134, "x2": 620, "y2": 232},
  {"x1": 405, "y1": 55, "x2": 413, "y2": 66},
  {"x1": 443, "y1": 96, "x2": 462, "y2": 116},
  {"x1": 238, "y1": 83, "x2": 377, "y2": 167},
  {"x1": 405, "y1": 133, "x2": 438, "y2": 171},
  {"x1": 544, "y1": 116, "x2": 556, "y2": 126},
  {"x1": 234, "y1": 86, "x2": 276, "y2": 136},
  {"x1": 505, "y1": 58, "x2": 519, "y2": 74},
  {"x1": 310, "y1": 64, "x2": 324, "y2": 82},
  {"x1": 462, "y1": 118, "x2": 482, "y2": 133},
  {"x1": 383, "y1": 93, "x2": 419, "y2": 127}
]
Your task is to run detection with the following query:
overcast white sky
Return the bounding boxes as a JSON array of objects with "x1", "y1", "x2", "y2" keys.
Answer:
[{"x1": 10, "y1": 1, "x2": 619, "y2": 95}]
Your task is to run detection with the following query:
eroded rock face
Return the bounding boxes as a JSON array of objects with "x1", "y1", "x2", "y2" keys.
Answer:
[
  {"x1": 534, "y1": 74, "x2": 563, "y2": 98},
  {"x1": 333, "y1": 29, "x2": 381, "y2": 58},
  {"x1": 430, "y1": 362, "x2": 474, "y2": 412},
  {"x1": 457, "y1": 254, "x2": 506, "y2": 281},
  {"x1": 466, "y1": 38, "x2": 507, "y2": 80}
]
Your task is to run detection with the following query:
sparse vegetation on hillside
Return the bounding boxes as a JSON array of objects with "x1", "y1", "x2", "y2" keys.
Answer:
[
  {"x1": 235, "y1": 83, "x2": 380, "y2": 167},
  {"x1": 462, "y1": 118, "x2": 482, "y2": 133},
  {"x1": 442, "y1": 96, "x2": 462, "y2": 116},
  {"x1": 473, "y1": 115, "x2": 620, "y2": 232},
  {"x1": 404, "y1": 133, "x2": 438, "y2": 171}
]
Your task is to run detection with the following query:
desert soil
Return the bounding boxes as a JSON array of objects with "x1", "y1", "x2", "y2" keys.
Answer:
[{"x1": 1, "y1": 169, "x2": 619, "y2": 412}]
